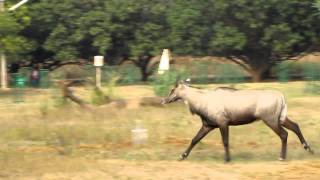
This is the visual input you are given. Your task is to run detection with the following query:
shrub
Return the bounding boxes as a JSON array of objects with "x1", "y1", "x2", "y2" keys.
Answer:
[
  {"x1": 151, "y1": 68, "x2": 189, "y2": 97},
  {"x1": 50, "y1": 64, "x2": 90, "y2": 80},
  {"x1": 117, "y1": 64, "x2": 141, "y2": 85},
  {"x1": 90, "y1": 72, "x2": 119, "y2": 105},
  {"x1": 90, "y1": 87, "x2": 110, "y2": 105}
]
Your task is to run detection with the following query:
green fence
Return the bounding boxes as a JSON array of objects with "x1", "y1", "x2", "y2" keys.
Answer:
[{"x1": 39, "y1": 69, "x2": 51, "y2": 88}]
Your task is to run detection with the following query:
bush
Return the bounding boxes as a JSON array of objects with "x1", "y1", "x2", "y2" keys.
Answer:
[
  {"x1": 90, "y1": 72, "x2": 119, "y2": 105},
  {"x1": 151, "y1": 68, "x2": 189, "y2": 97},
  {"x1": 90, "y1": 87, "x2": 111, "y2": 105},
  {"x1": 118, "y1": 64, "x2": 141, "y2": 85},
  {"x1": 51, "y1": 64, "x2": 90, "y2": 80}
]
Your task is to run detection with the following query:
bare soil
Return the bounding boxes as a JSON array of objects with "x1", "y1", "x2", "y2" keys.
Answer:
[{"x1": 2, "y1": 159, "x2": 319, "y2": 180}]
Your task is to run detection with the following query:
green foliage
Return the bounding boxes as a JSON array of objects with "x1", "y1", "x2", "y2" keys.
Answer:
[
  {"x1": 210, "y1": 24, "x2": 246, "y2": 52},
  {"x1": 214, "y1": 64, "x2": 246, "y2": 84},
  {"x1": 4, "y1": 0, "x2": 320, "y2": 81},
  {"x1": 167, "y1": 0, "x2": 320, "y2": 80},
  {"x1": 29, "y1": 0, "x2": 167, "y2": 61},
  {"x1": 262, "y1": 24, "x2": 303, "y2": 54},
  {"x1": 117, "y1": 64, "x2": 141, "y2": 85},
  {"x1": 106, "y1": 72, "x2": 120, "y2": 97},
  {"x1": 90, "y1": 87, "x2": 110, "y2": 105},
  {"x1": 0, "y1": 14, "x2": 20, "y2": 35},
  {"x1": 50, "y1": 65, "x2": 89, "y2": 80},
  {"x1": 167, "y1": 0, "x2": 211, "y2": 55},
  {"x1": 0, "y1": 13, "x2": 35, "y2": 61},
  {"x1": 91, "y1": 72, "x2": 119, "y2": 105},
  {"x1": 151, "y1": 68, "x2": 189, "y2": 97}
]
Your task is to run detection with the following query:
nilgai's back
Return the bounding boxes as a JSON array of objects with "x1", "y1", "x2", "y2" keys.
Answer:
[{"x1": 205, "y1": 90, "x2": 286, "y2": 124}]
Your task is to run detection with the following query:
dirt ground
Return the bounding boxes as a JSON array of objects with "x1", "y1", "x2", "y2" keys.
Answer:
[{"x1": 2, "y1": 159, "x2": 318, "y2": 180}]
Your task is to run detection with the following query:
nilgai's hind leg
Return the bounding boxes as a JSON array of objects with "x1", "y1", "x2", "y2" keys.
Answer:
[
  {"x1": 219, "y1": 126, "x2": 231, "y2": 162},
  {"x1": 263, "y1": 120, "x2": 288, "y2": 161},
  {"x1": 179, "y1": 125, "x2": 214, "y2": 160},
  {"x1": 281, "y1": 117, "x2": 313, "y2": 154}
]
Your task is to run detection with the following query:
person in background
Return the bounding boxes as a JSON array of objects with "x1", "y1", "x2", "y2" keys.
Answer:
[{"x1": 30, "y1": 64, "x2": 40, "y2": 87}]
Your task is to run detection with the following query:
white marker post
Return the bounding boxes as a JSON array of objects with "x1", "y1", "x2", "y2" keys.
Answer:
[
  {"x1": 158, "y1": 49, "x2": 170, "y2": 75},
  {"x1": 94, "y1": 56, "x2": 104, "y2": 89}
]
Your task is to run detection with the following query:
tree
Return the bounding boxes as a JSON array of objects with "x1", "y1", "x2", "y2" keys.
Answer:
[
  {"x1": 0, "y1": 11, "x2": 34, "y2": 62},
  {"x1": 27, "y1": 0, "x2": 106, "y2": 61},
  {"x1": 24, "y1": 0, "x2": 320, "y2": 82},
  {"x1": 167, "y1": 0, "x2": 320, "y2": 81},
  {"x1": 27, "y1": 0, "x2": 169, "y2": 81},
  {"x1": 125, "y1": 0, "x2": 170, "y2": 81}
]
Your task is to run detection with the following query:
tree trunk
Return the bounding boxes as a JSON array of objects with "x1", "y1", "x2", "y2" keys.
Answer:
[
  {"x1": 136, "y1": 55, "x2": 154, "y2": 82},
  {"x1": 249, "y1": 67, "x2": 271, "y2": 82},
  {"x1": 250, "y1": 71, "x2": 263, "y2": 82},
  {"x1": 141, "y1": 67, "x2": 149, "y2": 81},
  {"x1": 228, "y1": 56, "x2": 273, "y2": 82}
]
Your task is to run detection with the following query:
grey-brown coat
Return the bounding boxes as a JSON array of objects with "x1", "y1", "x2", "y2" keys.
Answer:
[{"x1": 162, "y1": 81, "x2": 313, "y2": 162}]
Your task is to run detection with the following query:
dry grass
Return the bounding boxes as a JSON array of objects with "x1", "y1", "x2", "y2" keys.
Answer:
[{"x1": 0, "y1": 81, "x2": 319, "y2": 179}]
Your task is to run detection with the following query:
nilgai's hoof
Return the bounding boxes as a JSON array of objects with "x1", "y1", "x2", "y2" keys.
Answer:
[
  {"x1": 307, "y1": 149, "x2": 314, "y2": 154},
  {"x1": 278, "y1": 157, "x2": 285, "y2": 161},
  {"x1": 304, "y1": 145, "x2": 314, "y2": 154},
  {"x1": 178, "y1": 153, "x2": 187, "y2": 161}
]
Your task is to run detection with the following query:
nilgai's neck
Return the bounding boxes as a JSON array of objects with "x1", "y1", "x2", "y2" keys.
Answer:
[{"x1": 182, "y1": 87, "x2": 206, "y2": 111}]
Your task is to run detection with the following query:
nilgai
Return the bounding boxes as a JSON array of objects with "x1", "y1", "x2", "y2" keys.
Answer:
[{"x1": 162, "y1": 80, "x2": 313, "y2": 162}]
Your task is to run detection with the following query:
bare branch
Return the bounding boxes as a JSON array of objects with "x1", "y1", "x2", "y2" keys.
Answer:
[
  {"x1": 58, "y1": 80, "x2": 90, "y2": 109},
  {"x1": 227, "y1": 56, "x2": 252, "y2": 73}
]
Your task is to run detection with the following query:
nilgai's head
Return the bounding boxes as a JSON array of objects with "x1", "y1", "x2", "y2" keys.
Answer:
[{"x1": 162, "y1": 80, "x2": 189, "y2": 104}]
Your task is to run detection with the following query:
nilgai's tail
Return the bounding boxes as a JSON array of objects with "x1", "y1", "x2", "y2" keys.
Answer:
[
  {"x1": 279, "y1": 94, "x2": 287, "y2": 123},
  {"x1": 279, "y1": 94, "x2": 314, "y2": 154}
]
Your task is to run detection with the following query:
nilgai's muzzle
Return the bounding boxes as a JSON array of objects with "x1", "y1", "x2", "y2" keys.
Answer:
[{"x1": 162, "y1": 96, "x2": 180, "y2": 104}]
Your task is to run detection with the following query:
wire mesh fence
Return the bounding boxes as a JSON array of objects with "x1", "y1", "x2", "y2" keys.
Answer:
[{"x1": 4, "y1": 61, "x2": 320, "y2": 94}]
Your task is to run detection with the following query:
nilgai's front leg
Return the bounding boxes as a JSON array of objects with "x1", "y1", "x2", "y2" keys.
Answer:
[
  {"x1": 179, "y1": 125, "x2": 214, "y2": 160},
  {"x1": 219, "y1": 126, "x2": 231, "y2": 162}
]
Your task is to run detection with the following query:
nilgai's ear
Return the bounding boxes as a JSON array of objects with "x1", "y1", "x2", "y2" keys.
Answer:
[
  {"x1": 179, "y1": 80, "x2": 185, "y2": 84},
  {"x1": 184, "y1": 78, "x2": 191, "y2": 86},
  {"x1": 175, "y1": 75, "x2": 182, "y2": 87},
  {"x1": 175, "y1": 79, "x2": 180, "y2": 87}
]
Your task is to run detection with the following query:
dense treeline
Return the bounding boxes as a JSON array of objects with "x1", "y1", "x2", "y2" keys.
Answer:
[{"x1": 1, "y1": 0, "x2": 320, "y2": 81}]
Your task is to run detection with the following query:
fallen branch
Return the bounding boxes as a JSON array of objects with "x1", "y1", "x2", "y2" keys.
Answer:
[{"x1": 58, "y1": 80, "x2": 90, "y2": 109}]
